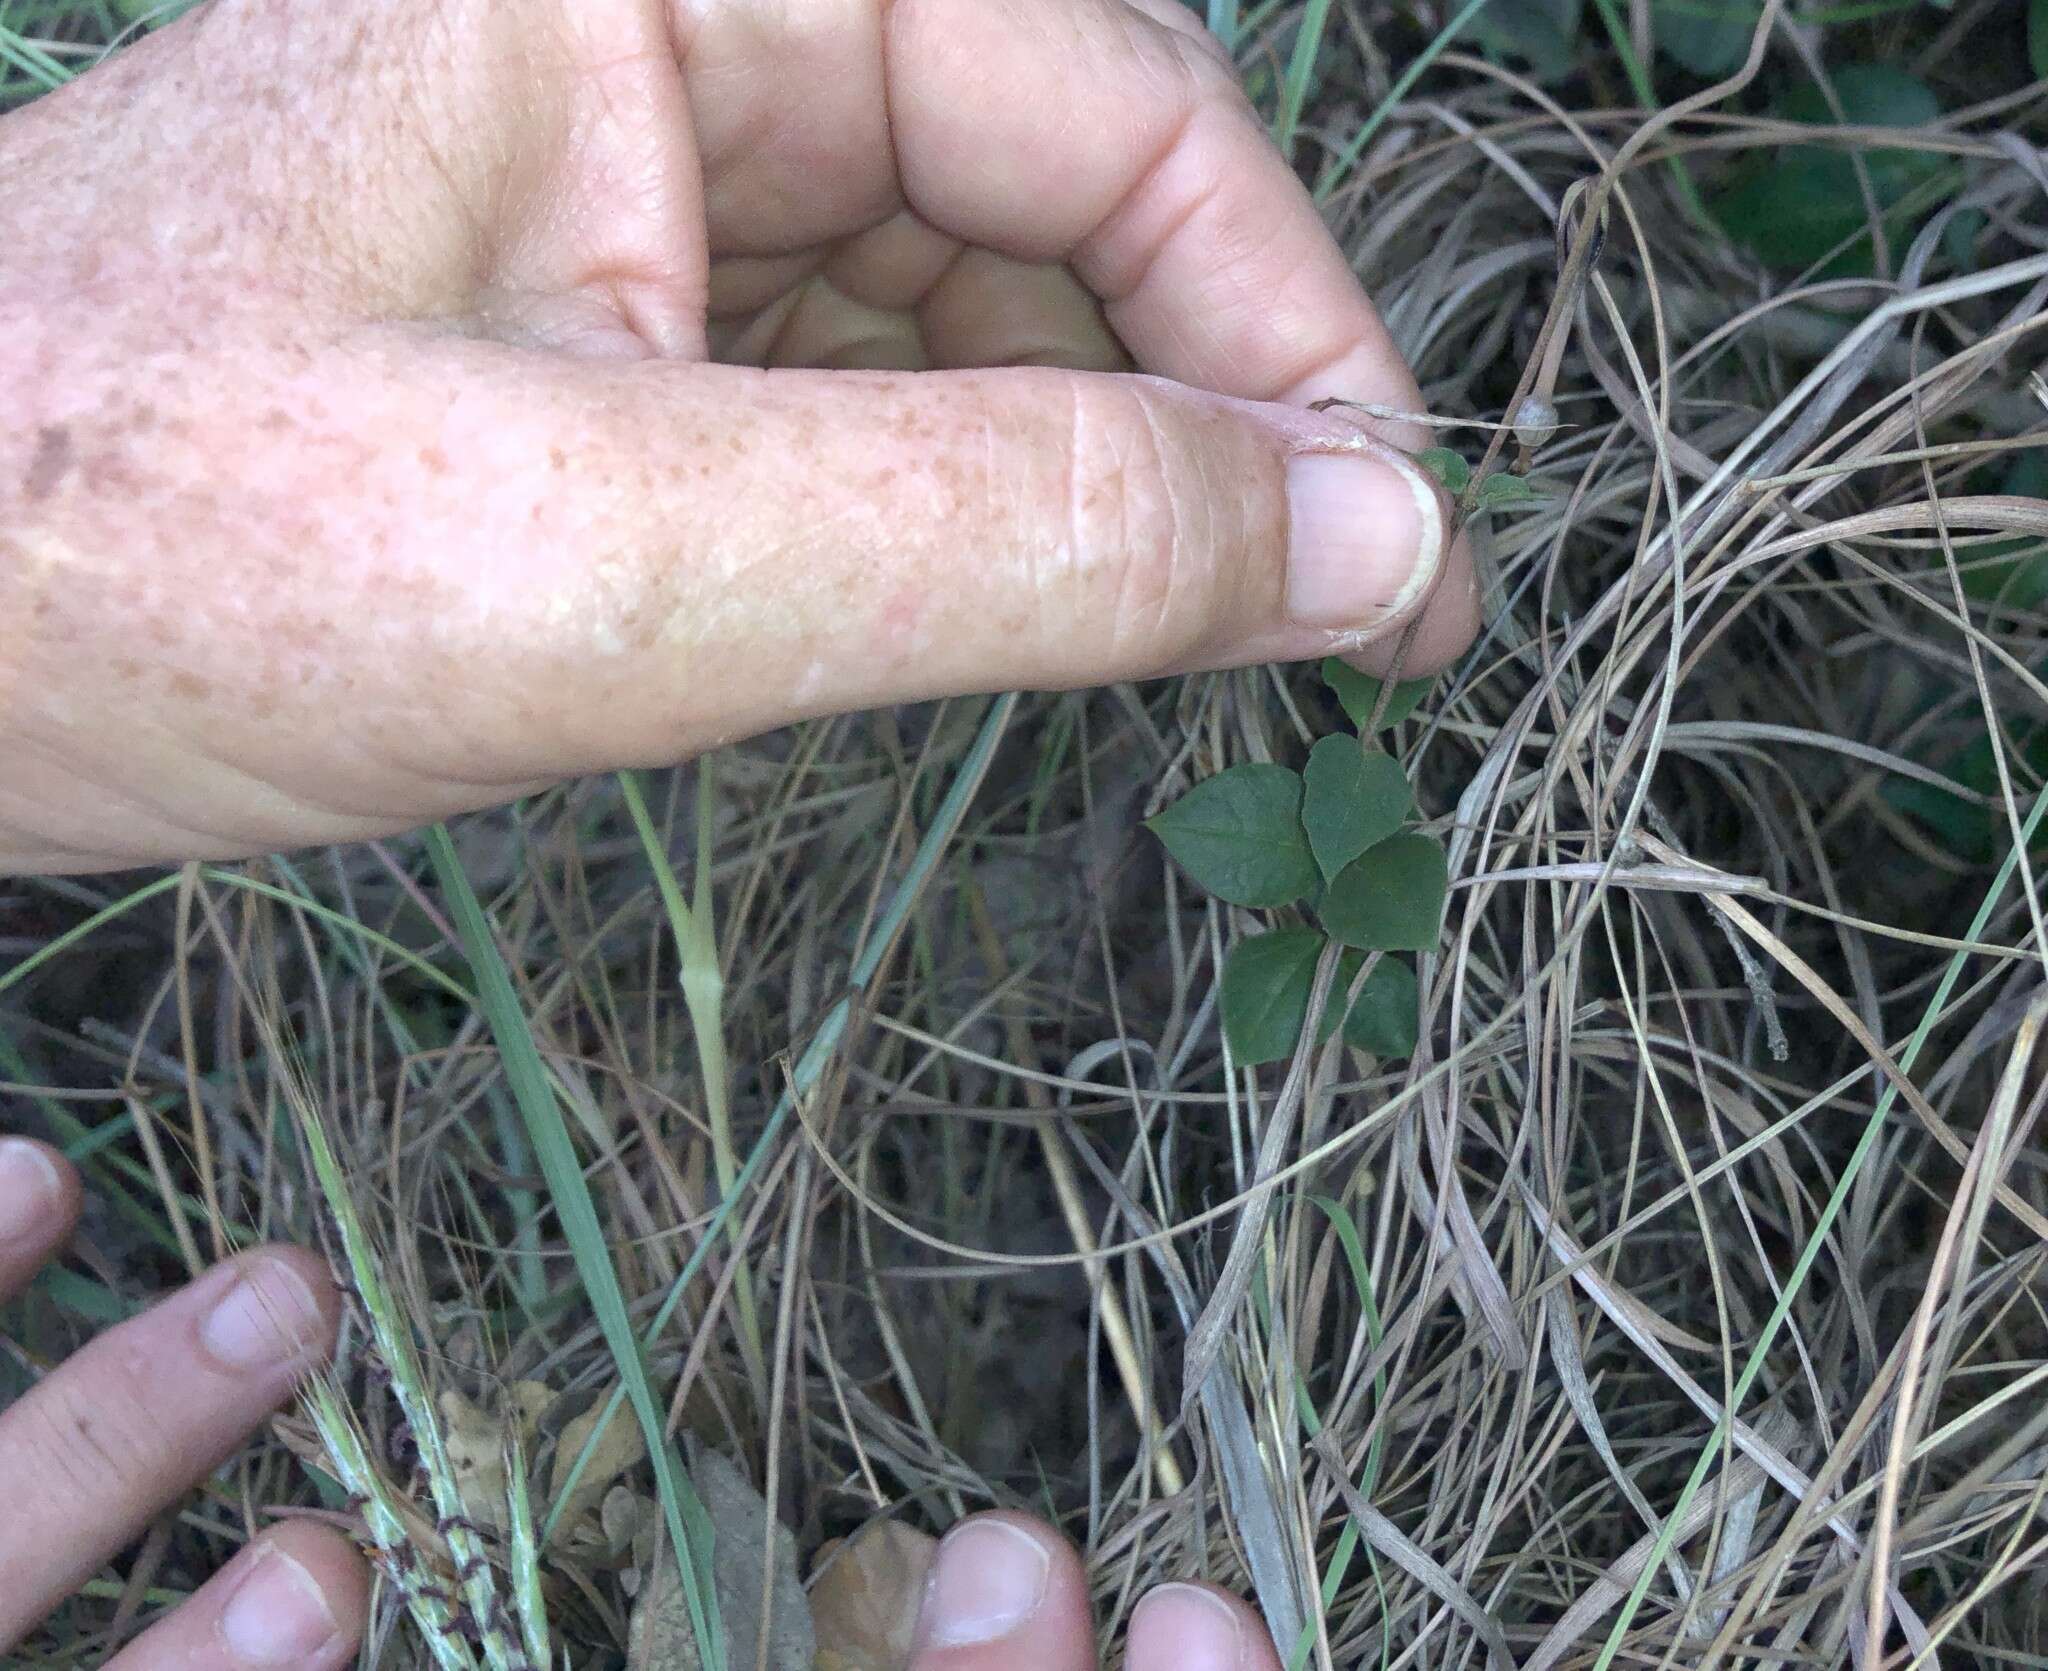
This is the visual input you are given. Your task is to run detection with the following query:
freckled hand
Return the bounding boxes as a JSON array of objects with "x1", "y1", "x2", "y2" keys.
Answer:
[{"x1": 0, "y1": 0, "x2": 1476, "y2": 874}]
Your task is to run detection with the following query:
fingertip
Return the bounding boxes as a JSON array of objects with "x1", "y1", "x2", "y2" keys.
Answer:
[
  {"x1": 0, "y1": 1136, "x2": 81, "y2": 1294},
  {"x1": 1129, "y1": 1582, "x2": 1284, "y2": 1671},
  {"x1": 1281, "y1": 348, "x2": 1436, "y2": 453},
  {"x1": 1283, "y1": 445, "x2": 1446, "y2": 632},
  {"x1": 909, "y1": 1511, "x2": 1095, "y2": 1671},
  {"x1": 199, "y1": 1244, "x2": 344, "y2": 1376},
  {"x1": 215, "y1": 1524, "x2": 369, "y2": 1669},
  {"x1": 1337, "y1": 525, "x2": 1483, "y2": 681},
  {"x1": 257, "y1": 1243, "x2": 345, "y2": 1363}
]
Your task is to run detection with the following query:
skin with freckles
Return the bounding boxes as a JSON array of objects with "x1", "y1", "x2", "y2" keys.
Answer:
[
  {"x1": 3, "y1": 2, "x2": 1479, "y2": 1663},
  {"x1": 0, "y1": 0, "x2": 1478, "y2": 872}
]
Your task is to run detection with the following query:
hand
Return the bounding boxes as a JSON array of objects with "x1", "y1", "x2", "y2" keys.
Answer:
[
  {"x1": 0, "y1": 1137, "x2": 367, "y2": 1666},
  {"x1": 0, "y1": 0, "x2": 1479, "y2": 874},
  {"x1": 0, "y1": 1133, "x2": 1268, "y2": 1671}
]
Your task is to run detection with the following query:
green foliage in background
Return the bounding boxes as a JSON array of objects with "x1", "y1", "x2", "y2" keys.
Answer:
[{"x1": 1715, "y1": 63, "x2": 1947, "y2": 274}]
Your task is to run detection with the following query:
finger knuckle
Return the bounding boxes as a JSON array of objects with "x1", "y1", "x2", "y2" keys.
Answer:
[
  {"x1": 1061, "y1": 379, "x2": 1221, "y2": 668},
  {"x1": 24, "y1": 1359, "x2": 158, "y2": 1506}
]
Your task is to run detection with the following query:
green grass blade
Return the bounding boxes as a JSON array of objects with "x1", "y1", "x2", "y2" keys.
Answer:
[
  {"x1": 1274, "y1": 0, "x2": 1333, "y2": 154},
  {"x1": 425, "y1": 823, "x2": 726, "y2": 1671},
  {"x1": 0, "y1": 873, "x2": 182, "y2": 1000},
  {"x1": 1314, "y1": 0, "x2": 1494, "y2": 201},
  {"x1": 617, "y1": 766, "x2": 766, "y2": 1394},
  {"x1": 542, "y1": 696, "x2": 1018, "y2": 1546},
  {"x1": 503, "y1": 1428, "x2": 553, "y2": 1671},
  {"x1": 1287, "y1": 1193, "x2": 1392, "y2": 1671}
]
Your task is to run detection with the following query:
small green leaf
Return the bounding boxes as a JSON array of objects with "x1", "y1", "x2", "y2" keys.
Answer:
[
  {"x1": 1471, "y1": 0, "x2": 1583, "y2": 80},
  {"x1": 1474, "y1": 471, "x2": 1552, "y2": 510},
  {"x1": 1653, "y1": 0, "x2": 1761, "y2": 77},
  {"x1": 1323, "y1": 953, "x2": 1421, "y2": 1057},
  {"x1": 1221, "y1": 935, "x2": 1424, "y2": 1065},
  {"x1": 1943, "y1": 206, "x2": 1986, "y2": 276},
  {"x1": 1146, "y1": 764, "x2": 1319, "y2": 907},
  {"x1": 1778, "y1": 64, "x2": 1940, "y2": 133},
  {"x1": 2034, "y1": 0, "x2": 2048, "y2": 80},
  {"x1": 1415, "y1": 447, "x2": 1471, "y2": 493},
  {"x1": 1320, "y1": 834, "x2": 1450, "y2": 951},
  {"x1": 113, "y1": 0, "x2": 202, "y2": 25},
  {"x1": 1221, "y1": 929, "x2": 1325, "y2": 1064},
  {"x1": 1302, "y1": 736, "x2": 1412, "y2": 882},
  {"x1": 1322, "y1": 660, "x2": 1433, "y2": 733}
]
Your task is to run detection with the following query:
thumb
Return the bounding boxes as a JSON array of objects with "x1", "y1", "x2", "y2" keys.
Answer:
[
  {"x1": 407, "y1": 349, "x2": 1473, "y2": 777},
  {"x1": 4, "y1": 334, "x2": 1476, "y2": 867}
]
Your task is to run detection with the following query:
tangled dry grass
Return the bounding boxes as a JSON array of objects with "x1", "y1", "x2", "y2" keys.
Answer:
[{"x1": 5, "y1": 1, "x2": 2048, "y2": 1667}]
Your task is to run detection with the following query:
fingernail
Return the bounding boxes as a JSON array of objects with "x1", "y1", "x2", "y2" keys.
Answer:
[
  {"x1": 218, "y1": 1544, "x2": 339, "y2": 1666},
  {"x1": 1129, "y1": 1583, "x2": 1247, "y2": 1671},
  {"x1": 0, "y1": 1138, "x2": 63, "y2": 1243},
  {"x1": 1286, "y1": 448, "x2": 1443, "y2": 629},
  {"x1": 199, "y1": 1257, "x2": 326, "y2": 1371},
  {"x1": 917, "y1": 1517, "x2": 1052, "y2": 1647}
]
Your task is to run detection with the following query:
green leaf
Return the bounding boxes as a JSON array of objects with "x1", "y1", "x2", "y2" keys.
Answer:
[
  {"x1": 113, "y1": 0, "x2": 203, "y2": 25},
  {"x1": 2034, "y1": 0, "x2": 2048, "y2": 80},
  {"x1": 1959, "y1": 451, "x2": 2048, "y2": 610},
  {"x1": 1147, "y1": 763, "x2": 1319, "y2": 907},
  {"x1": 1302, "y1": 736, "x2": 1413, "y2": 882},
  {"x1": 1221, "y1": 929, "x2": 1325, "y2": 1064},
  {"x1": 1328, "y1": 953, "x2": 1422, "y2": 1057},
  {"x1": 1653, "y1": 0, "x2": 1761, "y2": 77},
  {"x1": 1323, "y1": 660, "x2": 1433, "y2": 733},
  {"x1": 1715, "y1": 64, "x2": 1944, "y2": 274},
  {"x1": 1320, "y1": 833, "x2": 1450, "y2": 951},
  {"x1": 1220, "y1": 935, "x2": 1424, "y2": 1065},
  {"x1": 1943, "y1": 206, "x2": 1986, "y2": 276},
  {"x1": 1416, "y1": 447, "x2": 1472, "y2": 493},
  {"x1": 1474, "y1": 471, "x2": 1553, "y2": 510},
  {"x1": 1778, "y1": 63, "x2": 1940, "y2": 133},
  {"x1": 1471, "y1": 0, "x2": 1583, "y2": 80}
]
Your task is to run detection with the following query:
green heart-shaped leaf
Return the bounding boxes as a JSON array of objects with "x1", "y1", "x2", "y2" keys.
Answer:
[
  {"x1": 1220, "y1": 929, "x2": 1325, "y2": 1065},
  {"x1": 1323, "y1": 661, "x2": 1433, "y2": 734},
  {"x1": 1222, "y1": 935, "x2": 1425, "y2": 1065},
  {"x1": 1471, "y1": 0, "x2": 1583, "y2": 80},
  {"x1": 1320, "y1": 833, "x2": 1450, "y2": 951},
  {"x1": 1325, "y1": 952, "x2": 1422, "y2": 1057},
  {"x1": 1147, "y1": 763, "x2": 1318, "y2": 908},
  {"x1": 1302, "y1": 736, "x2": 1412, "y2": 882}
]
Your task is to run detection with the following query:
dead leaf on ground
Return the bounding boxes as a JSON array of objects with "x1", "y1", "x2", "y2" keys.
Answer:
[
  {"x1": 627, "y1": 1448, "x2": 815, "y2": 1671},
  {"x1": 439, "y1": 1388, "x2": 512, "y2": 1532},
  {"x1": 811, "y1": 1521, "x2": 937, "y2": 1671},
  {"x1": 510, "y1": 1378, "x2": 556, "y2": 1444},
  {"x1": 549, "y1": 1393, "x2": 648, "y2": 1545}
]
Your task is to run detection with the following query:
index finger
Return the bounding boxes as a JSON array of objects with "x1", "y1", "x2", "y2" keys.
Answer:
[
  {"x1": 0, "y1": 1247, "x2": 339, "y2": 1648},
  {"x1": 885, "y1": 0, "x2": 1425, "y2": 427}
]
